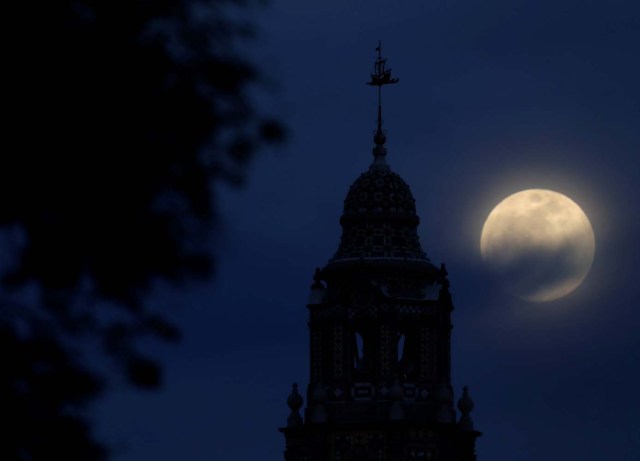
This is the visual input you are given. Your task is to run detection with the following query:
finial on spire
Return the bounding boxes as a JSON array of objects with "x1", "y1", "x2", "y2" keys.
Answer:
[
  {"x1": 366, "y1": 41, "x2": 400, "y2": 89},
  {"x1": 366, "y1": 41, "x2": 399, "y2": 139},
  {"x1": 366, "y1": 42, "x2": 398, "y2": 170}
]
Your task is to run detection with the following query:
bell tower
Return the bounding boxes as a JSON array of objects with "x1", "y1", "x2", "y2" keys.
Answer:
[{"x1": 280, "y1": 44, "x2": 481, "y2": 461}]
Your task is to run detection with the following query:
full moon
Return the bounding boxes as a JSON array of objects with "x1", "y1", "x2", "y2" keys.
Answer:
[{"x1": 480, "y1": 189, "x2": 595, "y2": 302}]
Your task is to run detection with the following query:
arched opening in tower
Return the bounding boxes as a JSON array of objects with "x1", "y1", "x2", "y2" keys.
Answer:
[
  {"x1": 397, "y1": 333, "x2": 406, "y2": 363},
  {"x1": 354, "y1": 332, "x2": 364, "y2": 370},
  {"x1": 398, "y1": 329, "x2": 418, "y2": 380}
]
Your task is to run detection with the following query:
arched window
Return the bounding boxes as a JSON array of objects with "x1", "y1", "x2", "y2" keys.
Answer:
[
  {"x1": 354, "y1": 331, "x2": 364, "y2": 369},
  {"x1": 397, "y1": 333, "x2": 406, "y2": 363},
  {"x1": 398, "y1": 329, "x2": 417, "y2": 379}
]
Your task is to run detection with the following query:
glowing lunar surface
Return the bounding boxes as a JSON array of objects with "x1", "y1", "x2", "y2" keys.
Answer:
[{"x1": 480, "y1": 189, "x2": 595, "y2": 302}]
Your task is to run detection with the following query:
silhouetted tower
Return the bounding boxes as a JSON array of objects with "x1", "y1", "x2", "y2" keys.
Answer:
[{"x1": 280, "y1": 44, "x2": 481, "y2": 461}]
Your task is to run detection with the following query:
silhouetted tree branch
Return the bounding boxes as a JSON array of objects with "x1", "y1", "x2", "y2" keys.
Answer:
[{"x1": 1, "y1": 1, "x2": 284, "y2": 459}]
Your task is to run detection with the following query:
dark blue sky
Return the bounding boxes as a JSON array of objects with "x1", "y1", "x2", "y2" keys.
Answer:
[{"x1": 96, "y1": 1, "x2": 640, "y2": 460}]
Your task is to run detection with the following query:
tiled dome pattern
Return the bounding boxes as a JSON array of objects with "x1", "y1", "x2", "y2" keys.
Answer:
[
  {"x1": 331, "y1": 168, "x2": 428, "y2": 262},
  {"x1": 342, "y1": 169, "x2": 417, "y2": 217}
]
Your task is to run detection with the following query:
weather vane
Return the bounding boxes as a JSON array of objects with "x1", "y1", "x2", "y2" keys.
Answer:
[{"x1": 366, "y1": 41, "x2": 399, "y2": 141}]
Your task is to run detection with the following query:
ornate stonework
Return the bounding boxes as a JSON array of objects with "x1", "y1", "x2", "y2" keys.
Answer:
[
  {"x1": 332, "y1": 169, "x2": 427, "y2": 262},
  {"x1": 281, "y1": 44, "x2": 480, "y2": 461}
]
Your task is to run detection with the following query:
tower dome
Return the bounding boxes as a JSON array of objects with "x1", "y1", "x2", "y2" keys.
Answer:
[
  {"x1": 342, "y1": 168, "x2": 418, "y2": 221},
  {"x1": 331, "y1": 166, "x2": 428, "y2": 263}
]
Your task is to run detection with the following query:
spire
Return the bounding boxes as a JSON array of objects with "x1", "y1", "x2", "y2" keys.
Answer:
[{"x1": 367, "y1": 41, "x2": 399, "y2": 170}]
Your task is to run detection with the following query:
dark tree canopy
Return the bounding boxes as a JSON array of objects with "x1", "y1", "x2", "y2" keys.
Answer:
[{"x1": 1, "y1": 1, "x2": 284, "y2": 459}]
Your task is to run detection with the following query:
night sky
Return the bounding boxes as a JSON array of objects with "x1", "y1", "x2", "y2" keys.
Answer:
[{"x1": 96, "y1": 1, "x2": 640, "y2": 460}]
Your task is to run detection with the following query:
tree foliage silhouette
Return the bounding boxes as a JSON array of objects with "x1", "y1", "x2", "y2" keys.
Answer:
[{"x1": 1, "y1": 1, "x2": 284, "y2": 459}]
